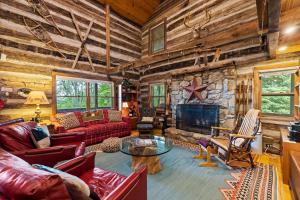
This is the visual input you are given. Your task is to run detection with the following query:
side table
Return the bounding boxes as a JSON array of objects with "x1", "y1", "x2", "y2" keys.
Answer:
[{"x1": 129, "y1": 116, "x2": 138, "y2": 130}]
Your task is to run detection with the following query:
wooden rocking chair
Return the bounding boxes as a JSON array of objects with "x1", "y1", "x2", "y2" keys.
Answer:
[{"x1": 210, "y1": 109, "x2": 261, "y2": 168}]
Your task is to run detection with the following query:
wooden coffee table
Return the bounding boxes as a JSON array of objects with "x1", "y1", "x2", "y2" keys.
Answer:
[{"x1": 120, "y1": 135, "x2": 173, "y2": 174}]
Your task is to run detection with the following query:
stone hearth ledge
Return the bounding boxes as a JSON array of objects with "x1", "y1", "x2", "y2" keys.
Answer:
[{"x1": 165, "y1": 127, "x2": 211, "y2": 144}]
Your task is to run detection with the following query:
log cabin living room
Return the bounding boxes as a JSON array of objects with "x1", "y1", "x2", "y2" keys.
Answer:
[{"x1": 0, "y1": 0, "x2": 299, "y2": 199}]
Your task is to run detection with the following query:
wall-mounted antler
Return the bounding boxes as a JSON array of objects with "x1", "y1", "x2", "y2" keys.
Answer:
[{"x1": 183, "y1": 8, "x2": 211, "y2": 39}]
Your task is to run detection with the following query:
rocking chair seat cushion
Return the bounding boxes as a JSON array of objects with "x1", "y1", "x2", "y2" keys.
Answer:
[
  {"x1": 210, "y1": 137, "x2": 230, "y2": 151},
  {"x1": 197, "y1": 138, "x2": 210, "y2": 148}
]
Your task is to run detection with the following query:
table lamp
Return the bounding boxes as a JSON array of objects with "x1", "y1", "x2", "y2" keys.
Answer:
[
  {"x1": 25, "y1": 91, "x2": 49, "y2": 122},
  {"x1": 122, "y1": 102, "x2": 129, "y2": 109},
  {"x1": 122, "y1": 102, "x2": 129, "y2": 116}
]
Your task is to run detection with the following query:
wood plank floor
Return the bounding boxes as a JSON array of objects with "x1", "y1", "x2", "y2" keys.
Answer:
[
  {"x1": 254, "y1": 153, "x2": 292, "y2": 200},
  {"x1": 131, "y1": 129, "x2": 293, "y2": 200}
]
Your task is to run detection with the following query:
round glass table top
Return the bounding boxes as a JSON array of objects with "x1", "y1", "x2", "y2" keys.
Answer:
[{"x1": 120, "y1": 135, "x2": 173, "y2": 157}]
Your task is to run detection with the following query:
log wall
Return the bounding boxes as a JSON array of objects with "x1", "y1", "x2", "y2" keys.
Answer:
[
  {"x1": 139, "y1": 0, "x2": 267, "y2": 107},
  {"x1": 0, "y1": 0, "x2": 142, "y2": 121}
]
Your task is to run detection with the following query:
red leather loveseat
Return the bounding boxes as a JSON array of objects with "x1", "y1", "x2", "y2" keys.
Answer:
[
  {"x1": 0, "y1": 118, "x2": 85, "y2": 167},
  {"x1": 0, "y1": 149, "x2": 147, "y2": 200},
  {"x1": 54, "y1": 110, "x2": 131, "y2": 146}
]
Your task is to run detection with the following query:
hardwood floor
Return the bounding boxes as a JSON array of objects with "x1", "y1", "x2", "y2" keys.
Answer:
[
  {"x1": 254, "y1": 153, "x2": 292, "y2": 200},
  {"x1": 131, "y1": 129, "x2": 293, "y2": 199}
]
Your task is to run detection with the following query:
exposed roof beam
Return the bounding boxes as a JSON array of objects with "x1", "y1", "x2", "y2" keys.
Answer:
[
  {"x1": 267, "y1": 0, "x2": 281, "y2": 58},
  {"x1": 267, "y1": 32, "x2": 280, "y2": 59}
]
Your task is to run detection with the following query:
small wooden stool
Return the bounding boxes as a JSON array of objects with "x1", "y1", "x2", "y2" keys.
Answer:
[{"x1": 193, "y1": 138, "x2": 217, "y2": 167}]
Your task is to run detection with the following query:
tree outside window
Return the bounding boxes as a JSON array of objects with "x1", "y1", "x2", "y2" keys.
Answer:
[
  {"x1": 150, "y1": 83, "x2": 165, "y2": 108},
  {"x1": 90, "y1": 82, "x2": 113, "y2": 110},
  {"x1": 260, "y1": 71, "x2": 294, "y2": 116},
  {"x1": 56, "y1": 79, "x2": 86, "y2": 112},
  {"x1": 56, "y1": 77, "x2": 113, "y2": 113}
]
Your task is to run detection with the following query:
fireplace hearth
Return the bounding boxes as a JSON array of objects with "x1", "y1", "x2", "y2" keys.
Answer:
[{"x1": 176, "y1": 104, "x2": 219, "y2": 134}]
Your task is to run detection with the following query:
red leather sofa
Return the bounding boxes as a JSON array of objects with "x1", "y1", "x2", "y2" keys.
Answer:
[
  {"x1": 54, "y1": 110, "x2": 131, "y2": 146},
  {"x1": 0, "y1": 118, "x2": 86, "y2": 167},
  {"x1": 0, "y1": 149, "x2": 147, "y2": 200}
]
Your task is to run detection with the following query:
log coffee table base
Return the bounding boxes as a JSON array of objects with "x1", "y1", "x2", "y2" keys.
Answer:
[{"x1": 131, "y1": 155, "x2": 162, "y2": 174}]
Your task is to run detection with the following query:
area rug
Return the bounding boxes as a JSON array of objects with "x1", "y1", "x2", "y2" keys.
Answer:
[
  {"x1": 220, "y1": 163, "x2": 277, "y2": 200},
  {"x1": 89, "y1": 140, "x2": 277, "y2": 200},
  {"x1": 93, "y1": 145, "x2": 236, "y2": 200}
]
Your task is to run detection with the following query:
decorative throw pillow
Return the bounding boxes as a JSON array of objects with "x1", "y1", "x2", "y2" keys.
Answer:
[
  {"x1": 141, "y1": 117, "x2": 154, "y2": 122},
  {"x1": 33, "y1": 164, "x2": 91, "y2": 200},
  {"x1": 56, "y1": 113, "x2": 81, "y2": 130},
  {"x1": 30, "y1": 125, "x2": 50, "y2": 148},
  {"x1": 108, "y1": 110, "x2": 122, "y2": 122},
  {"x1": 82, "y1": 110, "x2": 104, "y2": 122}
]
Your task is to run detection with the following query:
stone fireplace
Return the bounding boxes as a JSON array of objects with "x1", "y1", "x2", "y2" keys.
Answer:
[
  {"x1": 165, "y1": 67, "x2": 236, "y2": 143},
  {"x1": 171, "y1": 67, "x2": 236, "y2": 128}
]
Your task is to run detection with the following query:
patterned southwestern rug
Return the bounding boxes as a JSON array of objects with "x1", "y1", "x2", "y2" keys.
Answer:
[
  {"x1": 220, "y1": 163, "x2": 277, "y2": 200},
  {"x1": 89, "y1": 140, "x2": 277, "y2": 200}
]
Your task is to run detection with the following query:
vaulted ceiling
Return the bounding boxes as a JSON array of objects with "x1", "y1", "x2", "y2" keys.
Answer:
[
  {"x1": 96, "y1": 0, "x2": 164, "y2": 25},
  {"x1": 279, "y1": 0, "x2": 300, "y2": 48}
]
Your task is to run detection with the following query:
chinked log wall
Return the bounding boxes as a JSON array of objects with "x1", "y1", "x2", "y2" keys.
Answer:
[
  {"x1": 139, "y1": 0, "x2": 268, "y2": 108},
  {"x1": 0, "y1": 0, "x2": 141, "y2": 121}
]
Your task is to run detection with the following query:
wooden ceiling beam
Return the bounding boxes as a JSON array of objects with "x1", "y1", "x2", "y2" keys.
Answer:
[
  {"x1": 256, "y1": 0, "x2": 268, "y2": 30},
  {"x1": 268, "y1": 0, "x2": 281, "y2": 33},
  {"x1": 267, "y1": 32, "x2": 280, "y2": 59},
  {"x1": 267, "y1": 0, "x2": 281, "y2": 58}
]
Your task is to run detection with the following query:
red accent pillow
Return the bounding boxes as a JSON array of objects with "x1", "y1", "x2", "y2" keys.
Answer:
[
  {"x1": 73, "y1": 112, "x2": 85, "y2": 127},
  {"x1": 102, "y1": 109, "x2": 109, "y2": 122}
]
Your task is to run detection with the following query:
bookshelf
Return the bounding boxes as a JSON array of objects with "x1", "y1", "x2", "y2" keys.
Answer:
[{"x1": 122, "y1": 84, "x2": 139, "y2": 117}]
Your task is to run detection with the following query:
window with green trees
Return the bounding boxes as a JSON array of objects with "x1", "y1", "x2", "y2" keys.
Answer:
[
  {"x1": 90, "y1": 82, "x2": 113, "y2": 110},
  {"x1": 56, "y1": 77, "x2": 113, "y2": 113},
  {"x1": 260, "y1": 71, "x2": 294, "y2": 116},
  {"x1": 150, "y1": 83, "x2": 165, "y2": 108}
]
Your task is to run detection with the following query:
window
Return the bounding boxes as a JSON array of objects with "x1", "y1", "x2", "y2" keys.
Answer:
[
  {"x1": 56, "y1": 78, "x2": 87, "y2": 112},
  {"x1": 150, "y1": 83, "x2": 165, "y2": 108},
  {"x1": 90, "y1": 81, "x2": 113, "y2": 109},
  {"x1": 149, "y1": 21, "x2": 165, "y2": 54},
  {"x1": 55, "y1": 76, "x2": 113, "y2": 113},
  {"x1": 260, "y1": 70, "x2": 294, "y2": 116}
]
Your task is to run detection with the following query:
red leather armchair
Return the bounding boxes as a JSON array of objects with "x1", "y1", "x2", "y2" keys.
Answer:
[
  {"x1": 56, "y1": 152, "x2": 147, "y2": 200},
  {"x1": 0, "y1": 119, "x2": 86, "y2": 167},
  {"x1": 0, "y1": 149, "x2": 147, "y2": 200}
]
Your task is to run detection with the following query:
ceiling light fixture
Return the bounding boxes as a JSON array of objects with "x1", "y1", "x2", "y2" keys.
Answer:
[
  {"x1": 278, "y1": 46, "x2": 287, "y2": 51},
  {"x1": 284, "y1": 26, "x2": 297, "y2": 35}
]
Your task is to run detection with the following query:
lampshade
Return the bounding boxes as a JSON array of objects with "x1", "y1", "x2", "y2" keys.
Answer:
[
  {"x1": 25, "y1": 91, "x2": 49, "y2": 105},
  {"x1": 122, "y1": 102, "x2": 129, "y2": 108}
]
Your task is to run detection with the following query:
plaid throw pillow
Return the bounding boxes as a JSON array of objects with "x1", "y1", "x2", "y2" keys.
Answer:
[
  {"x1": 108, "y1": 110, "x2": 122, "y2": 122},
  {"x1": 56, "y1": 113, "x2": 81, "y2": 130},
  {"x1": 82, "y1": 110, "x2": 104, "y2": 122}
]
